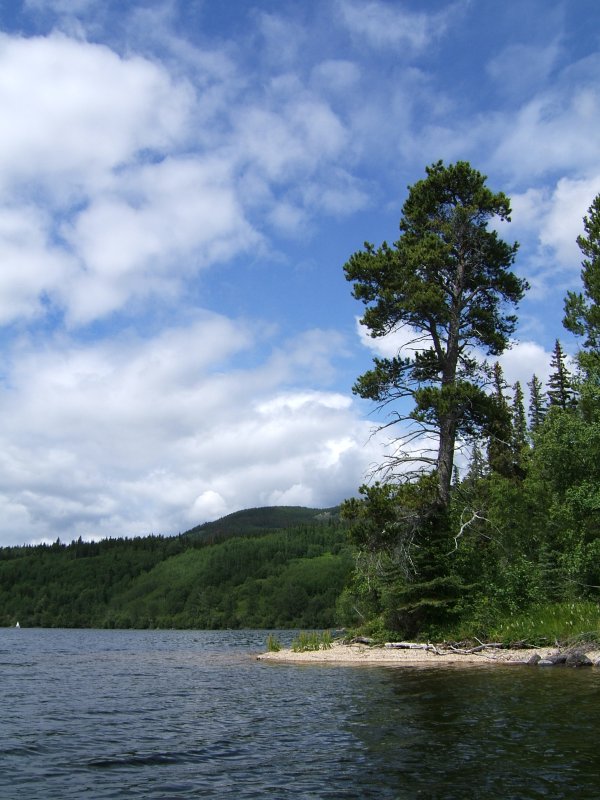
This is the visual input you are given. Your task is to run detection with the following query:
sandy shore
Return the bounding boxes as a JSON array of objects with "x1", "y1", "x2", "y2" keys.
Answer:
[{"x1": 257, "y1": 640, "x2": 600, "y2": 667}]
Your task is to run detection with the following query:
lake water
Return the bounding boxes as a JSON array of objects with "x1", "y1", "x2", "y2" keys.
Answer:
[{"x1": 1, "y1": 628, "x2": 599, "y2": 799}]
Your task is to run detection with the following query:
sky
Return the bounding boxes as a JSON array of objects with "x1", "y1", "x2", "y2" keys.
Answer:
[{"x1": 0, "y1": 0, "x2": 598, "y2": 546}]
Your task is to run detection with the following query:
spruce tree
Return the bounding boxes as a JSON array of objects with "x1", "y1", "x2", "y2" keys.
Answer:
[
  {"x1": 528, "y1": 374, "x2": 546, "y2": 432},
  {"x1": 511, "y1": 381, "x2": 528, "y2": 459},
  {"x1": 486, "y1": 363, "x2": 513, "y2": 476},
  {"x1": 564, "y1": 193, "x2": 600, "y2": 360},
  {"x1": 547, "y1": 339, "x2": 576, "y2": 410},
  {"x1": 465, "y1": 442, "x2": 485, "y2": 485}
]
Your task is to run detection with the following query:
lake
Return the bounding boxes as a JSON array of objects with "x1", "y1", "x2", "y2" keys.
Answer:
[{"x1": 1, "y1": 628, "x2": 599, "y2": 799}]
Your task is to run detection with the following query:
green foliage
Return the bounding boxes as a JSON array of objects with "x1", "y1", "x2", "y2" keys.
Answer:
[
  {"x1": 266, "y1": 633, "x2": 282, "y2": 652},
  {"x1": 291, "y1": 630, "x2": 333, "y2": 652},
  {"x1": 344, "y1": 160, "x2": 527, "y2": 508},
  {"x1": 528, "y1": 374, "x2": 546, "y2": 432},
  {"x1": 488, "y1": 602, "x2": 600, "y2": 646},
  {"x1": 0, "y1": 512, "x2": 353, "y2": 629},
  {"x1": 547, "y1": 340, "x2": 576, "y2": 410},
  {"x1": 564, "y1": 192, "x2": 600, "y2": 354},
  {"x1": 184, "y1": 506, "x2": 337, "y2": 544},
  {"x1": 338, "y1": 172, "x2": 600, "y2": 645}
]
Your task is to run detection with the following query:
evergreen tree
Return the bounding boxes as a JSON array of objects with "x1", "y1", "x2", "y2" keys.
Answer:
[
  {"x1": 486, "y1": 363, "x2": 514, "y2": 476},
  {"x1": 511, "y1": 381, "x2": 528, "y2": 474},
  {"x1": 344, "y1": 161, "x2": 526, "y2": 510},
  {"x1": 547, "y1": 339, "x2": 576, "y2": 410},
  {"x1": 564, "y1": 193, "x2": 600, "y2": 360},
  {"x1": 528, "y1": 374, "x2": 546, "y2": 433},
  {"x1": 465, "y1": 442, "x2": 486, "y2": 485}
]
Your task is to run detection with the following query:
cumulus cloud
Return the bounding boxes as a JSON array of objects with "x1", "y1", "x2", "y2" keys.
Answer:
[
  {"x1": 497, "y1": 340, "x2": 554, "y2": 388},
  {"x1": 0, "y1": 32, "x2": 191, "y2": 193},
  {"x1": 0, "y1": 25, "x2": 370, "y2": 322},
  {"x1": 61, "y1": 156, "x2": 260, "y2": 323},
  {"x1": 537, "y1": 176, "x2": 600, "y2": 268},
  {"x1": 0, "y1": 204, "x2": 72, "y2": 323},
  {"x1": 509, "y1": 174, "x2": 600, "y2": 298},
  {"x1": 0, "y1": 317, "x2": 376, "y2": 545}
]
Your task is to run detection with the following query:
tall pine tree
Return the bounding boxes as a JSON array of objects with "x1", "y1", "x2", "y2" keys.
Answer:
[{"x1": 345, "y1": 161, "x2": 527, "y2": 511}]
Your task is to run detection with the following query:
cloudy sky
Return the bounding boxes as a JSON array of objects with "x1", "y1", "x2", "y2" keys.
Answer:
[{"x1": 0, "y1": 0, "x2": 598, "y2": 546}]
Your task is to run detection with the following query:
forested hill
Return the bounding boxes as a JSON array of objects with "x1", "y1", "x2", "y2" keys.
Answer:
[
  {"x1": 0, "y1": 506, "x2": 352, "y2": 630},
  {"x1": 184, "y1": 505, "x2": 339, "y2": 543}
]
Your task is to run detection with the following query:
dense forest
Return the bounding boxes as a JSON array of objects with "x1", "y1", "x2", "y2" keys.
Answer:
[
  {"x1": 0, "y1": 507, "x2": 352, "y2": 629},
  {"x1": 338, "y1": 163, "x2": 600, "y2": 644}
]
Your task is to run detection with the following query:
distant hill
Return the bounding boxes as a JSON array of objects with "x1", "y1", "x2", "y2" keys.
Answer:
[
  {"x1": 183, "y1": 505, "x2": 340, "y2": 543},
  {"x1": 0, "y1": 505, "x2": 350, "y2": 629}
]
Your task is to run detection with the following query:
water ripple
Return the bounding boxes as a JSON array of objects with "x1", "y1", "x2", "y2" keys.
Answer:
[{"x1": 1, "y1": 629, "x2": 600, "y2": 799}]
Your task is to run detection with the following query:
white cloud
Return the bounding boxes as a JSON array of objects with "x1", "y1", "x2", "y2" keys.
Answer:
[
  {"x1": 509, "y1": 174, "x2": 600, "y2": 297},
  {"x1": 537, "y1": 176, "x2": 600, "y2": 268},
  {"x1": 490, "y1": 55, "x2": 600, "y2": 179},
  {"x1": 311, "y1": 59, "x2": 361, "y2": 93},
  {"x1": 356, "y1": 318, "x2": 431, "y2": 359},
  {"x1": 233, "y1": 94, "x2": 348, "y2": 183},
  {"x1": 498, "y1": 340, "x2": 553, "y2": 388},
  {"x1": 0, "y1": 318, "x2": 376, "y2": 544},
  {"x1": 0, "y1": 32, "x2": 192, "y2": 194},
  {"x1": 61, "y1": 156, "x2": 260, "y2": 323},
  {"x1": 0, "y1": 205, "x2": 72, "y2": 323}
]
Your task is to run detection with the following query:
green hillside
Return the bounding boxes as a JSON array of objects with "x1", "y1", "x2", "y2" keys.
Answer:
[
  {"x1": 184, "y1": 505, "x2": 339, "y2": 542},
  {"x1": 0, "y1": 507, "x2": 352, "y2": 629}
]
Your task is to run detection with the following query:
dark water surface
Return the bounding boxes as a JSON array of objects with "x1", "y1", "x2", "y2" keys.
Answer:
[{"x1": 1, "y1": 629, "x2": 599, "y2": 799}]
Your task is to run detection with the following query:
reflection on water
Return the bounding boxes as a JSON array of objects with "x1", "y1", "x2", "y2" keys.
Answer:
[
  {"x1": 349, "y1": 666, "x2": 600, "y2": 799},
  {"x1": 1, "y1": 628, "x2": 599, "y2": 799}
]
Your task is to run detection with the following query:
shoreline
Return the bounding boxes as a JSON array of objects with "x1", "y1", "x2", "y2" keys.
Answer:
[{"x1": 257, "y1": 640, "x2": 600, "y2": 667}]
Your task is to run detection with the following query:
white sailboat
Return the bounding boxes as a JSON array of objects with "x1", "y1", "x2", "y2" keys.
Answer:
[{"x1": 15, "y1": 621, "x2": 20, "y2": 628}]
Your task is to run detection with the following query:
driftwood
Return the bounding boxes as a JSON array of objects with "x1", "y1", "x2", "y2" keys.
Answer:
[
  {"x1": 445, "y1": 642, "x2": 505, "y2": 654},
  {"x1": 385, "y1": 641, "x2": 506, "y2": 657},
  {"x1": 385, "y1": 642, "x2": 443, "y2": 655}
]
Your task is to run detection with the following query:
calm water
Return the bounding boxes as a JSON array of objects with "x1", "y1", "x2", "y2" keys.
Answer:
[{"x1": 1, "y1": 629, "x2": 599, "y2": 799}]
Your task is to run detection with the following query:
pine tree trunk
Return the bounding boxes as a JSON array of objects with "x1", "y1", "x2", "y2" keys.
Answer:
[{"x1": 437, "y1": 414, "x2": 457, "y2": 508}]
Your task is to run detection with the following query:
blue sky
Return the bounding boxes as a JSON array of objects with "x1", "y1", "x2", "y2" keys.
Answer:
[{"x1": 0, "y1": 0, "x2": 598, "y2": 546}]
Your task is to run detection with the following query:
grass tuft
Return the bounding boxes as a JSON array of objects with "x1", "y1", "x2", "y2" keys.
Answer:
[{"x1": 291, "y1": 630, "x2": 334, "y2": 652}]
